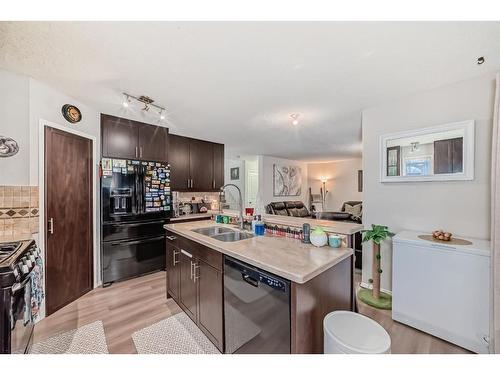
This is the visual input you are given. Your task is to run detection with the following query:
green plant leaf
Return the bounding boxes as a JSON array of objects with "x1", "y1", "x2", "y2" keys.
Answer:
[{"x1": 361, "y1": 224, "x2": 394, "y2": 243}]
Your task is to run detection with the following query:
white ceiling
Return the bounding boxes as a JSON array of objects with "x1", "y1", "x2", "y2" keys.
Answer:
[{"x1": 1, "y1": 22, "x2": 500, "y2": 162}]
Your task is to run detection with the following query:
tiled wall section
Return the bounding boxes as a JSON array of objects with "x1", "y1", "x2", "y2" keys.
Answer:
[
  {"x1": 0, "y1": 186, "x2": 39, "y2": 241},
  {"x1": 177, "y1": 192, "x2": 220, "y2": 209}
]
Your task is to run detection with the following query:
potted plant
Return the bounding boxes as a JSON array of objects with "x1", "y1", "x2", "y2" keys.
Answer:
[{"x1": 357, "y1": 224, "x2": 394, "y2": 309}]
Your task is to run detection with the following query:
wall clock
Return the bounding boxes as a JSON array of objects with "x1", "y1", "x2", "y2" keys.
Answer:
[
  {"x1": 0, "y1": 136, "x2": 19, "y2": 157},
  {"x1": 61, "y1": 104, "x2": 82, "y2": 123}
]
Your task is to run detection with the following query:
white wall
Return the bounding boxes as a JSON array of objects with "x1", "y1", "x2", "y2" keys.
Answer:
[
  {"x1": 258, "y1": 155, "x2": 309, "y2": 214},
  {"x1": 224, "y1": 158, "x2": 245, "y2": 210},
  {"x1": 0, "y1": 70, "x2": 30, "y2": 185},
  {"x1": 362, "y1": 72, "x2": 495, "y2": 292},
  {"x1": 29, "y1": 79, "x2": 101, "y2": 184},
  {"x1": 307, "y1": 158, "x2": 362, "y2": 211}
]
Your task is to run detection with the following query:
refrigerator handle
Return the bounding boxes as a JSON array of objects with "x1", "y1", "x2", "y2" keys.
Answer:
[
  {"x1": 134, "y1": 166, "x2": 140, "y2": 214},
  {"x1": 138, "y1": 165, "x2": 145, "y2": 213}
]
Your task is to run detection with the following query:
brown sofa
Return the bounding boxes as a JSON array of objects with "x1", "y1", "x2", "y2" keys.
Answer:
[
  {"x1": 265, "y1": 201, "x2": 310, "y2": 217},
  {"x1": 315, "y1": 201, "x2": 362, "y2": 224}
]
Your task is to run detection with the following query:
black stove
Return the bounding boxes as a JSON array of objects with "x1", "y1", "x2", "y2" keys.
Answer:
[
  {"x1": 0, "y1": 242, "x2": 23, "y2": 263},
  {"x1": 0, "y1": 239, "x2": 39, "y2": 354}
]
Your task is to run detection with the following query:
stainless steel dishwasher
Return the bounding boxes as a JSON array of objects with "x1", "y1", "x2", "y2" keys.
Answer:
[{"x1": 224, "y1": 255, "x2": 291, "y2": 353}]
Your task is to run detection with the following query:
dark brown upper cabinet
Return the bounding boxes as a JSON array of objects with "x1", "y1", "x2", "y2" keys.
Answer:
[
  {"x1": 169, "y1": 134, "x2": 191, "y2": 191},
  {"x1": 213, "y1": 143, "x2": 225, "y2": 190},
  {"x1": 190, "y1": 139, "x2": 215, "y2": 191},
  {"x1": 169, "y1": 134, "x2": 224, "y2": 192},
  {"x1": 434, "y1": 137, "x2": 463, "y2": 174},
  {"x1": 101, "y1": 114, "x2": 168, "y2": 162},
  {"x1": 138, "y1": 123, "x2": 168, "y2": 162}
]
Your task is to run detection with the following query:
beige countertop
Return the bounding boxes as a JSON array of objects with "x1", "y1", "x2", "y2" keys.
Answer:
[{"x1": 164, "y1": 220, "x2": 353, "y2": 284}]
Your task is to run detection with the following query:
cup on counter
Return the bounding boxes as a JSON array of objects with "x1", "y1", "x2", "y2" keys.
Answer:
[
  {"x1": 328, "y1": 234, "x2": 342, "y2": 248},
  {"x1": 215, "y1": 215, "x2": 223, "y2": 223},
  {"x1": 222, "y1": 216, "x2": 229, "y2": 224}
]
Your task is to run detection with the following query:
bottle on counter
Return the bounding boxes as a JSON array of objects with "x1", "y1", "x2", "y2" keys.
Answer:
[
  {"x1": 251, "y1": 215, "x2": 258, "y2": 233},
  {"x1": 255, "y1": 215, "x2": 265, "y2": 236},
  {"x1": 302, "y1": 223, "x2": 311, "y2": 243}
]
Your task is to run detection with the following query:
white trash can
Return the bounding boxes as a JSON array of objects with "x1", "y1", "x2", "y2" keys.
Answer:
[{"x1": 324, "y1": 311, "x2": 391, "y2": 354}]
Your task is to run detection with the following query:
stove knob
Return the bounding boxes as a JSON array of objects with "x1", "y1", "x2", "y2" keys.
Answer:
[{"x1": 21, "y1": 265, "x2": 29, "y2": 275}]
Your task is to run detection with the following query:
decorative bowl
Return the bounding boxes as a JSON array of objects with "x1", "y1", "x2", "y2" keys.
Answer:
[{"x1": 310, "y1": 227, "x2": 328, "y2": 247}]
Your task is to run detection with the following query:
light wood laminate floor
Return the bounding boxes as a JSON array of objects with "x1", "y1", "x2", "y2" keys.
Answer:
[
  {"x1": 354, "y1": 272, "x2": 471, "y2": 354},
  {"x1": 33, "y1": 271, "x2": 181, "y2": 354},
  {"x1": 33, "y1": 271, "x2": 471, "y2": 354}
]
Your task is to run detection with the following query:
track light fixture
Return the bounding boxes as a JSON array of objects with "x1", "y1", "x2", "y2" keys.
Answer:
[
  {"x1": 122, "y1": 93, "x2": 166, "y2": 121},
  {"x1": 122, "y1": 94, "x2": 131, "y2": 108},
  {"x1": 290, "y1": 113, "x2": 300, "y2": 126}
]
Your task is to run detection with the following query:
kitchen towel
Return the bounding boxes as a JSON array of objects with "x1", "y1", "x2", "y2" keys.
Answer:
[{"x1": 30, "y1": 255, "x2": 44, "y2": 322}]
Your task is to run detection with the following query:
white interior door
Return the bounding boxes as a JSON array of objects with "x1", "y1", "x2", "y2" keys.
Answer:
[{"x1": 246, "y1": 170, "x2": 258, "y2": 208}]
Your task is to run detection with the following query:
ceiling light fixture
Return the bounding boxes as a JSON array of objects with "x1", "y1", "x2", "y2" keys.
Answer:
[
  {"x1": 290, "y1": 113, "x2": 300, "y2": 126},
  {"x1": 122, "y1": 94, "x2": 130, "y2": 108},
  {"x1": 122, "y1": 93, "x2": 166, "y2": 121}
]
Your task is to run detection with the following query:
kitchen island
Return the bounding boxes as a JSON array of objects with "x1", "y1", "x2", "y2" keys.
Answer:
[{"x1": 164, "y1": 220, "x2": 357, "y2": 354}]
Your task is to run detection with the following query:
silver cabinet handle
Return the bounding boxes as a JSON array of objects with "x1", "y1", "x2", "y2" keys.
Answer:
[
  {"x1": 48, "y1": 218, "x2": 54, "y2": 234},
  {"x1": 193, "y1": 264, "x2": 200, "y2": 282},
  {"x1": 173, "y1": 249, "x2": 180, "y2": 266},
  {"x1": 135, "y1": 146, "x2": 138, "y2": 158},
  {"x1": 213, "y1": 179, "x2": 215, "y2": 189},
  {"x1": 187, "y1": 179, "x2": 190, "y2": 188},
  {"x1": 140, "y1": 146, "x2": 143, "y2": 158},
  {"x1": 181, "y1": 249, "x2": 192, "y2": 258},
  {"x1": 166, "y1": 235, "x2": 176, "y2": 241},
  {"x1": 190, "y1": 260, "x2": 194, "y2": 280}
]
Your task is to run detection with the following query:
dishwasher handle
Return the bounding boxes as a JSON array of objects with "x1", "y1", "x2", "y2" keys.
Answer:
[{"x1": 242, "y1": 273, "x2": 259, "y2": 288}]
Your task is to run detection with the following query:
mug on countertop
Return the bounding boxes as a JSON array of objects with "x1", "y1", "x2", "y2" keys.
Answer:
[{"x1": 328, "y1": 234, "x2": 342, "y2": 248}]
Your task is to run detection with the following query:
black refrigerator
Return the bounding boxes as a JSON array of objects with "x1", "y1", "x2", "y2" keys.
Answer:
[{"x1": 100, "y1": 158, "x2": 171, "y2": 285}]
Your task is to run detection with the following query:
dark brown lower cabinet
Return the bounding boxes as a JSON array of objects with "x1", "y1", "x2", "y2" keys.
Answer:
[
  {"x1": 165, "y1": 229, "x2": 354, "y2": 354},
  {"x1": 179, "y1": 250, "x2": 198, "y2": 321},
  {"x1": 165, "y1": 231, "x2": 224, "y2": 352},
  {"x1": 165, "y1": 243, "x2": 180, "y2": 300},
  {"x1": 197, "y1": 261, "x2": 224, "y2": 349}
]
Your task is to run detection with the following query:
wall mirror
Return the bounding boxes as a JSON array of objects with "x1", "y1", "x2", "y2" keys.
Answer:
[{"x1": 380, "y1": 120, "x2": 475, "y2": 182}]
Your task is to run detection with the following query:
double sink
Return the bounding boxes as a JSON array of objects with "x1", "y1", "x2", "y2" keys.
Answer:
[{"x1": 191, "y1": 226, "x2": 254, "y2": 242}]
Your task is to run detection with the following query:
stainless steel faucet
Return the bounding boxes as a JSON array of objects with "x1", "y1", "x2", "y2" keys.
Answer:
[{"x1": 220, "y1": 184, "x2": 244, "y2": 230}]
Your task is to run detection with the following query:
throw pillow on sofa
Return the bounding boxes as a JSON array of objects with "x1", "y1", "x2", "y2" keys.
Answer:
[{"x1": 344, "y1": 203, "x2": 362, "y2": 220}]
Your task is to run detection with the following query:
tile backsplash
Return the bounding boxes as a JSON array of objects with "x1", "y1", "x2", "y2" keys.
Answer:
[
  {"x1": 0, "y1": 186, "x2": 39, "y2": 241},
  {"x1": 176, "y1": 192, "x2": 220, "y2": 209}
]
